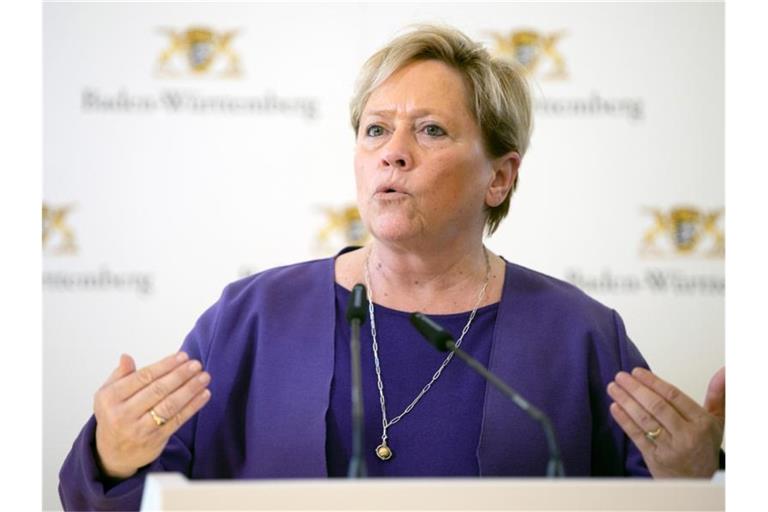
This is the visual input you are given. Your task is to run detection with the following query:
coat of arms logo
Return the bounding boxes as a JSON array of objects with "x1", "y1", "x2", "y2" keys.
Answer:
[
  {"x1": 42, "y1": 203, "x2": 78, "y2": 255},
  {"x1": 640, "y1": 207, "x2": 724, "y2": 258},
  {"x1": 488, "y1": 29, "x2": 568, "y2": 79},
  {"x1": 315, "y1": 205, "x2": 369, "y2": 254},
  {"x1": 156, "y1": 27, "x2": 241, "y2": 77}
]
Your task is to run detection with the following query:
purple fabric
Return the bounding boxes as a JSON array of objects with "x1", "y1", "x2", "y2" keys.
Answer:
[
  {"x1": 59, "y1": 255, "x2": 650, "y2": 511},
  {"x1": 326, "y1": 283, "x2": 496, "y2": 476}
]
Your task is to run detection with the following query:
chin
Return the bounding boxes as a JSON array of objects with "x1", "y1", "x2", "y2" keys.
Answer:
[{"x1": 367, "y1": 216, "x2": 421, "y2": 244}]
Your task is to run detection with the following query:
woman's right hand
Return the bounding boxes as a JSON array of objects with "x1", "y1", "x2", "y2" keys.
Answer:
[{"x1": 93, "y1": 352, "x2": 211, "y2": 479}]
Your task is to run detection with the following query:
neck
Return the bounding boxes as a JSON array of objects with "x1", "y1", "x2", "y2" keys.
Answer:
[{"x1": 364, "y1": 238, "x2": 490, "y2": 314}]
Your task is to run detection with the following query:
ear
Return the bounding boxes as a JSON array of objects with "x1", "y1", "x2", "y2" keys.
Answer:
[{"x1": 485, "y1": 151, "x2": 521, "y2": 208}]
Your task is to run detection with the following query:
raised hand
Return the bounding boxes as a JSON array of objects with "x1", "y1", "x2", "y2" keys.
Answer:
[
  {"x1": 93, "y1": 352, "x2": 212, "y2": 479},
  {"x1": 607, "y1": 367, "x2": 725, "y2": 478}
]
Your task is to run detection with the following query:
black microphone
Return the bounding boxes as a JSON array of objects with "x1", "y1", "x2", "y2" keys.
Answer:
[
  {"x1": 346, "y1": 284, "x2": 368, "y2": 478},
  {"x1": 410, "y1": 312, "x2": 566, "y2": 477}
]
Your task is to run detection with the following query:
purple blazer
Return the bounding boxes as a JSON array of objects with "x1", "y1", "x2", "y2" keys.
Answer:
[{"x1": 59, "y1": 256, "x2": 649, "y2": 510}]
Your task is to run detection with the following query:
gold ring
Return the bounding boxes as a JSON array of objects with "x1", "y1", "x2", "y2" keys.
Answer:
[
  {"x1": 149, "y1": 408, "x2": 167, "y2": 427},
  {"x1": 645, "y1": 427, "x2": 662, "y2": 442}
]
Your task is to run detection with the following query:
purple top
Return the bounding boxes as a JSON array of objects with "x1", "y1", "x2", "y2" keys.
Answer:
[
  {"x1": 59, "y1": 254, "x2": 650, "y2": 511},
  {"x1": 326, "y1": 283, "x2": 497, "y2": 476}
]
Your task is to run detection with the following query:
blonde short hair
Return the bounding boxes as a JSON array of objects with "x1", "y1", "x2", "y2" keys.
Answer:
[{"x1": 350, "y1": 25, "x2": 533, "y2": 235}]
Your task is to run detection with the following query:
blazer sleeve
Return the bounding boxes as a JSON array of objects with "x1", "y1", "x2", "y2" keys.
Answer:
[
  {"x1": 613, "y1": 310, "x2": 652, "y2": 477},
  {"x1": 57, "y1": 299, "x2": 221, "y2": 511},
  {"x1": 586, "y1": 308, "x2": 651, "y2": 477}
]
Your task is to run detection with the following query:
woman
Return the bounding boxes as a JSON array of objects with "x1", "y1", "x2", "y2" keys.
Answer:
[{"x1": 59, "y1": 25, "x2": 724, "y2": 510}]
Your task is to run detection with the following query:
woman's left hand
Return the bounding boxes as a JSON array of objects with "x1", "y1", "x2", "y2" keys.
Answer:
[{"x1": 607, "y1": 366, "x2": 725, "y2": 478}]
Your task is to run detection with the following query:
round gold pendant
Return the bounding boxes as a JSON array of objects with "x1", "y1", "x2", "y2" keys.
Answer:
[{"x1": 375, "y1": 443, "x2": 393, "y2": 461}]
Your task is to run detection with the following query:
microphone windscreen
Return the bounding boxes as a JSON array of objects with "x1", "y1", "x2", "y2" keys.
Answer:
[
  {"x1": 410, "y1": 312, "x2": 454, "y2": 351},
  {"x1": 346, "y1": 284, "x2": 368, "y2": 323}
]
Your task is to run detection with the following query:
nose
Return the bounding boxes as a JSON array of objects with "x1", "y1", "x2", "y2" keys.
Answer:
[{"x1": 380, "y1": 129, "x2": 413, "y2": 171}]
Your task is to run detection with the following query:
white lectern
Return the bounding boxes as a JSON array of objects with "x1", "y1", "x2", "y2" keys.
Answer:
[{"x1": 141, "y1": 472, "x2": 724, "y2": 511}]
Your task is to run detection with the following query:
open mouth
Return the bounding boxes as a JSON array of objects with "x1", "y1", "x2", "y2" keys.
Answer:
[
  {"x1": 376, "y1": 184, "x2": 407, "y2": 195},
  {"x1": 375, "y1": 188, "x2": 407, "y2": 199}
]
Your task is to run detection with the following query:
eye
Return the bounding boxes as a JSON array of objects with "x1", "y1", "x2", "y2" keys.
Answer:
[
  {"x1": 423, "y1": 124, "x2": 446, "y2": 137},
  {"x1": 365, "y1": 124, "x2": 384, "y2": 137}
]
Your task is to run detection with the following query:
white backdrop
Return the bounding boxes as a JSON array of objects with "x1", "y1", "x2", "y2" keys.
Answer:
[{"x1": 43, "y1": 2, "x2": 723, "y2": 510}]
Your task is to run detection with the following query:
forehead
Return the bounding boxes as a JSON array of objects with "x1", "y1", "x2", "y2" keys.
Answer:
[{"x1": 363, "y1": 60, "x2": 473, "y2": 118}]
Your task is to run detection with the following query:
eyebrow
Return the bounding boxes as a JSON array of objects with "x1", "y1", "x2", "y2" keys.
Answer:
[{"x1": 363, "y1": 108, "x2": 445, "y2": 118}]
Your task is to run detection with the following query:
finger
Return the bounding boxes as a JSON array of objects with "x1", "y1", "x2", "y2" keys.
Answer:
[
  {"x1": 103, "y1": 354, "x2": 136, "y2": 387},
  {"x1": 607, "y1": 380, "x2": 669, "y2": 437},
  {"x1": 125, "y1": 359, "x2": 205, "y2": 419},
  {"x1": 111, "y1": 352, "x2": 190, "y2": 401},
  {"x1": 609, "y1": 402, "x2": 656, "y2": 453},
  {"x1": 703, "y1": 366, "x2": 725, "y2": 420},
  {"x1": 157, "y1": 388, "x2": 212, "y2": 435},
  {"x1": 614, "y1": 371, "x2": 689, "y2": 433},
  {"x1": 630, "y1": 367, "x2": 703, "y2": 421},
  {"x1": 145, "y1": 370, "x2": 210, "y2": 426}
]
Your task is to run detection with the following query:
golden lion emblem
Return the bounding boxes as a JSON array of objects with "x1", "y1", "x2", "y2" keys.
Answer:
[
  {"x1": 640, "y1": 207, "x2": 724, "y2": 258},
  {"x1": 156, "y1": 27, "x2": 241, "y2": 77},
  {"x1": 315, "y1": 205, "x2": 369, "y2": 254},
  {"x1": 42, "y1": 203, "x2": 77, "y2": 255},
  {"x1": 488, "y1": 29, "x2": 568, "y2": 79}
]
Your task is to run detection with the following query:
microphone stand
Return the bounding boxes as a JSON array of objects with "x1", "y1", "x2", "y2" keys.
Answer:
[
  {"x1": 411, "y1": 312, "x2": 565, "y2": 477},
  {"x1": 445, "y1": 341, "x2": 565, "y2": 477},
  {"x1": 346, "y1": 284, "x2": 368, "y2": 478}
]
